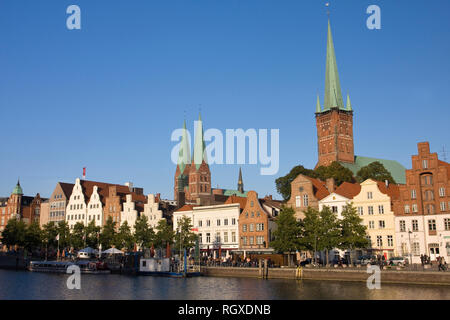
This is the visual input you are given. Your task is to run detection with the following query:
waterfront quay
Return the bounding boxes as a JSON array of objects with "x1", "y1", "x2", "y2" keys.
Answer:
[{"x1": 202, "y1": 265, "x2": 450, "y2": 286}]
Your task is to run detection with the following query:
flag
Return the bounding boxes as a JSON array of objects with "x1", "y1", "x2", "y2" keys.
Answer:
[
  {"x1": 56, "y1": 234, "x2": 60, "y2": 241},
  {"x1": 191, "y1": 228, "x2": 198, "y2": 232},
  {"x1": 83, "y1": 167, "x2": 86, "y2": 179}
]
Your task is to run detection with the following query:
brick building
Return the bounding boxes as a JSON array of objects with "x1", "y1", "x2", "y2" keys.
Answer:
[{"x1": 393, "y1": 142, "x2": 450, "y2": 263}]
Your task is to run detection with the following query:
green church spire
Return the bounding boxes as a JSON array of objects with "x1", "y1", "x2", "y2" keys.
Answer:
[
  {"x1": 316, "y1": 94, "x2": 322, "y2": 113},
  {"x1": 346, "y1": 94, "x2": 352, "y2": 111},
  {"x1": 12, "y1": 179, "x2": 23, "y2": 195},
  {"x1": 177, "y1": 120, "x2": 191, "y2": 174},
  {"x1": 324, "y1": 19, "x2": 344, "y2": 111},
  {"x1": 193, "y1": 113, "x2": 207, "y2": 170}
]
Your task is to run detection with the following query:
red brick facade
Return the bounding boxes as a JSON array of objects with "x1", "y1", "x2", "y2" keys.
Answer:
[
  {"x1": 239, "y1": 191, "x2": 270, "y2": 249},
  {"x1": 393, "y1": 142, "x2": 450, "y2": 217},
  {"x1": 316, "y1": 109, "x2": 354, "y2": 167}
]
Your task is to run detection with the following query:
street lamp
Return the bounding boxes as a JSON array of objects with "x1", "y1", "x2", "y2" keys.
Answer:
[{"x1": 408, "y1": 229, "x2": 413, "y2": 266}]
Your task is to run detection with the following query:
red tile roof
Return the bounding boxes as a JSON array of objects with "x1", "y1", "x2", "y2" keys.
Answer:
[
  {"x1": 305, "y1": 177, "x2": 330, "y2": 200},
  {"x1": 335, "y1": 182, "x2": 361, "y2": 199},
  {"x1": 376, "y1": 181, "x2": 400, "y2": 200},
  {"x1": 224, "y1": 195, "x2": 247, "y2": 210},
  {"x1": 175, "y1": 204, "x2": 194, "y2": 212}
]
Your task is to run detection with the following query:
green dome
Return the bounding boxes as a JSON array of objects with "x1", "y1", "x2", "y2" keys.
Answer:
[{"x1": 12, "y1": 181, "x2": 23, "y2": 195}]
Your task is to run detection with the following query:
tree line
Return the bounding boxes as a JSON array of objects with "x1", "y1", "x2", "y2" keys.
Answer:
[
  {"x1": 271, "y1": 203, "x2": 369, "y2": 265},
  {"x1": 0, "y1": 215, "x2": 198, "y2": 255}
]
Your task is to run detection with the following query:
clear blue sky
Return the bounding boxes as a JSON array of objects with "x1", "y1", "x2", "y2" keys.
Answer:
[{"x1": 1, "y1": 0, "x2": 449, "y2": 200}]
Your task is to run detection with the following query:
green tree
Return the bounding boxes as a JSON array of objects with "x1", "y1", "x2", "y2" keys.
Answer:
[
  {"x1": 154, "y1": 219, "x2": 175, "y2": 249},
  {"x1": 42, "y1": 222, "x2": 58, "y2": 249},
  {"x1": 338, "y1": 203, "x2": 370, "y2": 265},
  {"x1": 275, "y1": 165, "x2": 318, "y2": 200},
  {"x1": 300, "y1": 207, "x2": 321, "y2": 263},
  {"x1": 114, "y1": 221, "x2": 134, "y2": 251},
  {"x1": 1, "y1": 219, "x2": 27, "y2": 249},
  {"x1": 271, "y1": 206, "x2": 302, "y2": 266},
  {"x1": 315, "y1": 161, "x2": 355, "y2": 186},
  {"x1": 99, "y1": 217, "x2": 115, "y2": 249},
  {"x1": 70, "y1": 222, "x2": 85, "y2": 250},
  {"x1": 24, "y1": 222, "x2": 42, "y2": 252},
  {"x1": 174, "y1": 216, "x2": 197, "y2": 254},
  {"x1": 56, "y1": 221, "x2": 71, "y2": 249},
  {"x1": 133, "y1": 215, "x2": 155, "y2": 250},
  {"x1": 356, "y1": 161, "x2": 395, "y2": 184},
  {"x1": 319, "y1": 206, "x2": 341, "y2": 265}
]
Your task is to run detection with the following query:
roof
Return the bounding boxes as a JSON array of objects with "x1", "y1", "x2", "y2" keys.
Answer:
[
  {"x1": 59, "y1": 182, "x2": 75, "y2": 199},
  {"x1": 223, "y1": 189, "x2": 248, "y2": 197},
  {"x1": 12, "y1": 181, "x2": 23, "y2": 195},
  {"x1": 304, "y1": 176, "x2": 330, "y2": 200},
  {"x1": 224, "y1": 195, "x2": 247, "y2": 210},
  {"x1": 175, "y1": 204, "x2": 194, "y2": 212},
  {"x1": 79, "y1": 180, "x2": 132, "y2": 206},
  {"x1": 376, "y1": 181, "x2": 400, "y2": 201},
  {"x1": 438, "y1": 160, "x2": 450, "y2": 179},
  {"x1": 339, "y1": 155, "x2": 406, "y2": 184},
  {"x1": 334, "y1": 182, "x2": 361, "y2": 199}
]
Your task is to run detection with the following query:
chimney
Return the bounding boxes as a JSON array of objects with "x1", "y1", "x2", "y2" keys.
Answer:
[
  {"x1": 326, "y1": 178, "x2": 335, "y2": 193},
  {"x1": 385, "y1": 180, "x2": 389, "y2": 188},
  {"x1": 125, "y1": 182, "x2": 133, "y2": 191}
]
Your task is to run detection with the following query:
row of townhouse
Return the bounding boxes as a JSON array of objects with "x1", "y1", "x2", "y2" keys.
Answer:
[
  {"x1": 172, "y1": 191, "x2": 281, "y2": 256},
  {"x1": 40, "y1": 178, "x2": 175, "y2": 231},
  {"x1": 287, "y1": 142, "x2": 450, "y2": 264}
]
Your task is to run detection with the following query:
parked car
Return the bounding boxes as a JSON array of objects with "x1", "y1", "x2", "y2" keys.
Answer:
[
  {"x1": 388, "y1": 257, "x2": 409, "y2": 266},
  {"x1": 357, "y1": 255, "x2": 376, "y2": 265}
]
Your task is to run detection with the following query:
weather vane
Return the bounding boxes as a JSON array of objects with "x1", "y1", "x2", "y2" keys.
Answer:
[{"x1": 326, "y1": 2, "x2": 330, "y2": 17}]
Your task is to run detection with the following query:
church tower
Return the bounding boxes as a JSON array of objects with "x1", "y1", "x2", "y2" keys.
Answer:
[
  {"x1": 315, "y1": 19, "x2": 354, "y2": 168},
  {"x1": 174, "y1": 120, "x2": 191, "y2": 202},
  {"x1": 237, "y1": 167, "x2": 244, "y2": 194},
  {"x1": 188, "y1": 113, "x2": 211, "y2": 205}
]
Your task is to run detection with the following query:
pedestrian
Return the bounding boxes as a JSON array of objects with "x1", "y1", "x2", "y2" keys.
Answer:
[{"x1": 420, "y1": 254, "x2": 424, "y2": 267}]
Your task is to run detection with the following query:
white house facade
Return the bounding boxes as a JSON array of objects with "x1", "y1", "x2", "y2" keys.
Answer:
[
  {"x1": 143, "y1": 194, "x2": 164, "y2": 229},
  {"x1": 66, "y1": 178, "x2": 88, "y2": 229}
]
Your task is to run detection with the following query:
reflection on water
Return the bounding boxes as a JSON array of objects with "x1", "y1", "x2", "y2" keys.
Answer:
[{"x1": 0, "y1": 270, "x2": 449, "y2": 300}]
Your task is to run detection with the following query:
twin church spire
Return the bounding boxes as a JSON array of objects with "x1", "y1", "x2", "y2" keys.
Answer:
[{"x1": 177, "y1": 113, "x2": 207, "y2": 173}]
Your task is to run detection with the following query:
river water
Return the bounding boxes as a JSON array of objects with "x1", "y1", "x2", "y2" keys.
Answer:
[{"x1": 0, "y1": 270, "x2": 449, "y2": 300}]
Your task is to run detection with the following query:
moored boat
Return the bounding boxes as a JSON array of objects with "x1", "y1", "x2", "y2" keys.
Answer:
[{"x1": 28, "y1": 260, "x2": 110, "y2": 274}]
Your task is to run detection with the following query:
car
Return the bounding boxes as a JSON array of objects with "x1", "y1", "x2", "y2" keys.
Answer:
[
  {"x1": 388, "y1": 257, "x2": 409, "y2": 266},
  {"x1": 357, "y1": 255, "x2": 376, "y2": 265}
]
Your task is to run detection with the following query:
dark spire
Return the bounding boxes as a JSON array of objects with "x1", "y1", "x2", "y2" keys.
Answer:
[{"x1": 237, "y1": 167, "x2": 244, "y2": 194}]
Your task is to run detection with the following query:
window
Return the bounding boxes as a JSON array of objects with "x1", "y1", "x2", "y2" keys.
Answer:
[
  {"x1": 232, "y1": 232, "x2": 236, "y2": 243},
  {"x1": 357, "y1": 207, "x2": 364, "y2": 216},
  {"x1": 250, "y1": 201, "x2": 254, "y2": 207},
  {"x1": 256, "y1": 223, "x2": 264, "y2": 231},
  {"x1": 232, "y1": 218, "x2": 236, "y2": 225},
  {"x1": 224, "y1": 232, "x2": 228, "y2": 243},
  {"x1": 217, "y1": 219, "x2": 221, "y2": 226},
  {"x1": 444, "y1": 219, "x2": 450, "y2": 231},
  {"x1": 367, "y1": 192, "x2": 373, "y2": 199},
  {"x1": 224, "y1": 219, "x2": 228, "y2": 226},
  {"x1": 256, "y1": 236, "x2": 264, "y2": 245},
  {"x1": 376, "y1": 236, "x2": 383, "y2": 247},
  {"x1": 439, "y1": 187, "x2": 445, "y2": 197},
  {"x1": 295, "y1": 196, "x2": 301, "y2": 208},
  {"x1": 251, "y1": 212, "x2": 254, "y2": 218},
  {"x1": 412, "y1": 220, "x2": 419, "y2": 232},
  {"x1": 427, "y1": 204, "x2": 435, "y2": 214},
  {"x1": 404, "y1": 205, "x2": 410, "y2": 214},
  {"x1": 206, "y1": 233, "x2": 211, "y2": 243},
  {"x1": 440, "y1": 202, "x2": 446, "y2": 212},
  {"x1": 412, "y1": 242, "x2": 420, "y2": 256},
  {"x1": 249, "y1": 224, "x2": 254, "y2": 232},
  {"x1": 387, "y1": 235, "x2": 393, "y2": 247},
  {"x1": 368, "y1": 206, "x2": 374, "y2": 215},
  {"x1": 242, "y1": 237, "x2": 247, "y2": 245},
  {"x1": 422, "y1": 159, "x2": 428, "y2": 169},
  {"x1": 412, "y1": 204, "x2": 418, "y2": 213},
  {"x1": 303, "y1": 194, "x2": 309, "y2": 207},
  {"x1": 257, "y1": 211, "x2": 260, "y2": 217},
  {"x1": 331, "y1": 206, "x2": 338, "y2": 213},
  {"x1": 242, "y1": 224, "x2": 247, "y2": 232},
  {"x1": 428, "y1": 219, "x2": 436, "y2": 231},
  {"x1": 378, "y1": 205, "x2": 384, "y2": 214},
  {"x1": 206, "y1": 220, "x2": 211, "y2": 227},
  {"x1": 399, "y1": 220, "x2": 406, "y2": 232},
  {"x1": 198, "y1": 220, "x2": 202, "y2": 227},
  {"x1": 379, "y1": 220, "x2": 385, "y2": 229},
  {"x1": 447, "y1": 242, "x2": 450, "y2": 257},
  {"x1": 216, "y1": 233, "x2": 220, "y2": 243},
  {"x1": 245, "y1": 212, "x2": 248, "y2": 218},
  {"x1": 411, "y1": 189, "x2": 416, "y2": 199},
  {"x1": 369, "y1": 221, "x2": 375, "y2": 229},
  {"x1": 249, "y1": 237, "x2": 254, "y2": 245}
]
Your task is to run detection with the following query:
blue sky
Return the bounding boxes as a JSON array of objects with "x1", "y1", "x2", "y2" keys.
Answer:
[{"x1": 0, "y1": 0, "x2": 449, "y2": 200}]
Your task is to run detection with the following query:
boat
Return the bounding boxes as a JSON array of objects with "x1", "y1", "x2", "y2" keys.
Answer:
[
  {"x1": 28, "y1": 260, "x2": 111, "y2": 274},
  {"x1": 138, "y1": 257, "x2": 201, "y2": 277}
]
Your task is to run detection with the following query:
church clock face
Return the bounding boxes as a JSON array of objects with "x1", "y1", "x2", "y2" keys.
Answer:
[{"x1": 299, "y1": 187, "x2": 304, "y2": 192}]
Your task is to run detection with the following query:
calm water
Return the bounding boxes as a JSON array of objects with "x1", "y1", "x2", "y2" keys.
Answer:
[{"x1": 0, "y1": 270, "x2": 449, "y2": 300}]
